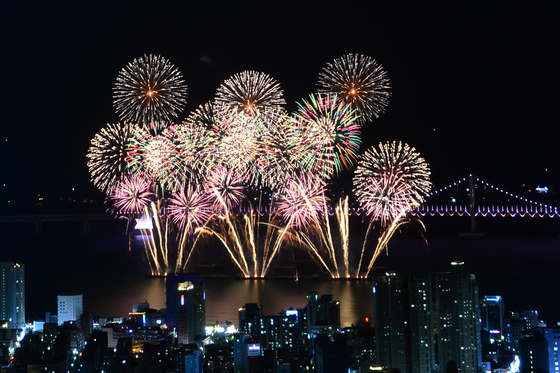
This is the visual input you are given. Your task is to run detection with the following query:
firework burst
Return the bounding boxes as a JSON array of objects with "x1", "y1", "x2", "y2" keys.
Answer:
[
  {"x1": 200, "y1": 110, "x2": 271, "y2": 184},
  {"x1": 183, "y1": 101, "x2": 218, "y2": 130},
  {"x1": 205, "y1": 165, "x2": 246, "y2": 212},
  {"x1": 288, "y1": 93, "x2": 361, "y2": 179},
  {"x1": 87, "y1": 122, "x2": 135, "y2": 193},
  {"x1": 215, "y1": 70, "x2": 285, "y2": 115},
  {"x1": 167, "y1": 184, "x2": 213, "y2": 232},
  {"x1": 110, "y1": 174, "x2": 154, "y2": 214},
  {"x1": 276, "y1": 172, "x2": 328, "y2": 230},
  {"x1": 113, "y1": 54, "x2": 188, "y2": 128},
  {"x1": 353, "y1": 141, "x2": 431, "y2": 223},
  {"x1": 126, "y1": 124, "x2": 193, "y2": 188},
  {"x1": 317, "y1": 53, "x2": 390, "y2": 123},
  {"x1": 353, "y1": 141, "x2": 431, "y2": 277}
]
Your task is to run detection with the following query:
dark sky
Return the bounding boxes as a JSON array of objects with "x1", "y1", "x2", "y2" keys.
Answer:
[{"x1": 1, "y1": 1, "x2": 559, "y2": 206}]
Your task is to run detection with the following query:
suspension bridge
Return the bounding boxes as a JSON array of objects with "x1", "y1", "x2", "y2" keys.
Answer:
[
  {"x1": 412, "y1": 174, "x2": 559, "y2": 233},
  {"x1": 0, "y1": 175, "x2": 557, "y2": 233},
  {"x1": 414, "y1": 175, "x2": 558, "y2": 218}
]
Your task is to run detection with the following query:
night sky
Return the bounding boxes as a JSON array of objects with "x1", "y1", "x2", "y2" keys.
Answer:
[{"x1": 2, "y1": 2, "x2": 559, "y2": 206}]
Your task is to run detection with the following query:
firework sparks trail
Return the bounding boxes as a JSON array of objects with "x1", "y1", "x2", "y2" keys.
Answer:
[
  {"x1": 318, "y1": 193, "x2": 339, "y2": 276},
  {"x1": 215, "y1": 70, "x2": 286, "y2": 116},
  {"x1": 197, "y1": 188, "x2": 251, "y2": 277},
  {"x1": 139, "y1": 205, "x2": 162, "y2": 275},
  {"x1": 260, "y1": 214, "x2": 295, "y2": 277},
  {"x1": 113, "y1": 54, "x2": 188, "y2": 128},
  {"x1": 288, "y1": 93, "x2": 361, "y2": 179},
  {"x1": 151, "y1": 201, "x2": 169, "y2": 271},
  {"x1": 336, "y1": 197, "x2": 350, "y2": 278},
  {"x1": 292, "y1": 197, "x2": 347, "y2": 278},
  {"x1": 363, "y1": 205, "x2": 420, "y2": 278},
  {"x1": 269, "y1": 173, "x2": 343, "y2": 276},
  {"x1": 245, "y1": 208, "x2": 259, "y2": 277},
  {"x1": 243, "y1": 200, "x2": 283, "y2": 278},
  {"x1": 167, "y1": 183, "x2": 214, "y2": 273},
  {"x1": 354, "y1": 141, "x2": 432, "y2": 276},
  {"x1": 195, "y1": 163, "x2": 292, "y2": 278},
  {"x1": 87, "y1": 122, "x2": 136, "y2": 193},
  {"x1": 317, "y1": 53, "x2": 390, "y2": 123},
  {"x1": 293, "y1": 228, "x2": 338, "y2": 278}
]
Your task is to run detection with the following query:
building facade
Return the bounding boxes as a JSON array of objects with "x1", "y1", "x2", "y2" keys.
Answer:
[
  {"x1": 373, "y1": 272, "x2": 435, "y2": 373},
  {"x1": 435, "y1": 262, "x2": 482, "y2": 373},
  {"x1": 305, "y1": 292, "x2": 340, "y2": 337},
  {"x1": 57, "y1": 294, "x2": 83, "y2": 325},
  {"x1": 166, "y1": 274, "x2": 206, "y2": 346},
  {"x1": 0, "y1": 262, "x2": 25, "y2": 329}
]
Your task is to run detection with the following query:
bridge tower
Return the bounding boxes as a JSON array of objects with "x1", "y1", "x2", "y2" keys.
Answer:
[{"x1": 469, "y1": 174, "x2": 477, "y2": 233}]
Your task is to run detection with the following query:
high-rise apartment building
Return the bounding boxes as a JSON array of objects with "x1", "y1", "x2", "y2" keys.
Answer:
[
  {"x1": 503, "y1": 311, "x2": 524, "y2": 353},
  {"x1": 519, "y1": 329, "x2": 549, "y2": 373},
  {"x1": 481, "y1": 295, "x2": 505, "y2": 363},
  {"x1": 259, "y1": 309, "x2": 303, "y2": 353},
  {"x1": 519, "y1": 327, "x2": 560, "y2": 373},
  {"x1": 239, "y1": 303, "x2": 261, "y2": 341},
  {"x1": 406, "y1": 272, "x2": 436, "y2": 373},
  {"x1": 166, "y1": 274, "x2": 206, "y2": 345},
  {"x1": 374, "y1": 273, "x2": 407, "y2": 372},
  {"x1": 373, "y1": 272, "x2": 435, "y2": 373},
  {"x1": 305, "y1": 292, "x2": 340, "y2": 337},
  {"x1": 435, "y1": 261, "x2": 482, "y2": 373},
  {"x1": 482, "y1": 295, "x2": 504, "y2": 335},
  {"x1": 57, "y1": 294, "x2": 83, "y2": 325},
  {"x1": 522, "y1": 310, "x2": 541, "y2": 330},
  {"x1": 0, "y1": 262, "x2": 25, "y2": 329}
]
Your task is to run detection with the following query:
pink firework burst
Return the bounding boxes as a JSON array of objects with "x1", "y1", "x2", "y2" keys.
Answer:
[
  {"x1": 167, "y1": 183, "x2": 213, "y2": 232},
  {"x1": 205, "y1": 165, "x2": 246, "y2": 212},
  {"x1": 110, "y1": 174, "x2": 154, "y2": 214},
  {"x1": 275, "y1": 172, "x2": 328, "y2": 230}
]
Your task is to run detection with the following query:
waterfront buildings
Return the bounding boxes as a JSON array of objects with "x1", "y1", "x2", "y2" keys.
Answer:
[
  {"x1": 166, "y1": 274, "x2": 206, "y2": 346},
  {"x1": 373, "y1": 271, "x2": 435, "y2": 373},
  {"x1": 306, "y1": 292, "x2": 340, "y2": 337},
  {"x1": 0, "y1": 262, "x2": 25, "y2": 330},
  {"x1": 481, "y1": 295, "x2": 505, "y2": 362},
  {"x1": 238, "y1": 303, "x2": 261, "y2": 340},
  {"x1": 436, "y1": 261, "x2": 482, "y2": 373}
]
